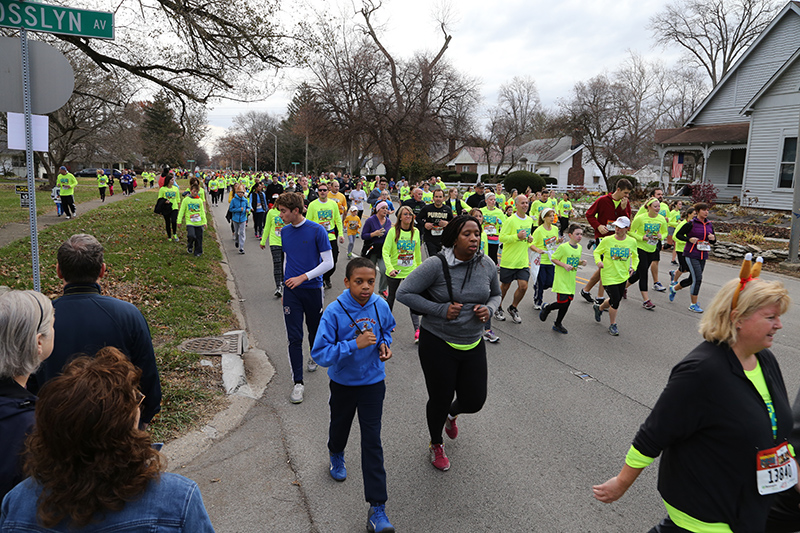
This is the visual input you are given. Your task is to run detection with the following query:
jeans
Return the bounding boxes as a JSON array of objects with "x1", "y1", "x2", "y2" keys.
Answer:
[
  {"x1": 187, "y1": 226, "x2": 203, "y2": 255},
  {"x1": 232, "y1": 220, "x2": 246, "y2": 251},
  {"x1": 533, "y1": 263, "x2": 554, "y2": 306},
  {"x1": 328, "y1": 380, "x2": 387, "y2": 505}
]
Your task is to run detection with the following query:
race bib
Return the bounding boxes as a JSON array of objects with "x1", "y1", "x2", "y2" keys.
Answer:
[
  {"x1": 757, "y1": 442, "x2": 797, "y2": 495},
  {"x1": 545, "y1": 236, "x2": 558, "y2": 252},
  {"x1": 322, "y1": 221, "x2": 331, "y2": 231},
  {"x1": 431, "y1": 227, "x2": 443, "y2": 236},
  {"x1": 190, "y1": 213, "x2": 202, "y2": 223},
  {"x1": 647, "y1": 236, "x2": 660, "y2": 246},
  {"x1": 485, "y1": 224, "x2": 496, "y2": 236},
  {"x1": 697, "y1": 241, "x2": 711, "y2": 251}
]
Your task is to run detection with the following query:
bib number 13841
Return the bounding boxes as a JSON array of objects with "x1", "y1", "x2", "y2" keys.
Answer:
[{"x1": 757, "y1": 442, "x2": 797, "y2": 495}]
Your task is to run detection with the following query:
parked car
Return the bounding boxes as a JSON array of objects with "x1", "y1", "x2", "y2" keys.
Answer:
[{"x1": 74, "y1": 168, "x2": 122, "y2": 178}]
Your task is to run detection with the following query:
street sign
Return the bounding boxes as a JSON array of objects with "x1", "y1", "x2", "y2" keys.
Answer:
[
  {"x1": 15, "y1": 184, "x2": 28, "y2": 193},
  {"x1": 0, "y1": 0, "x2": 114, "y2": 39},
  {"x1": 19, "y1": 192, "x2": 30, "y2": 207}
]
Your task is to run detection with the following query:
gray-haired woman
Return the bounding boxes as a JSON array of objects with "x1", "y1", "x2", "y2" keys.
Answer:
[{"x1": 0, "y1": 288, "x2": 55, "y2": 500}]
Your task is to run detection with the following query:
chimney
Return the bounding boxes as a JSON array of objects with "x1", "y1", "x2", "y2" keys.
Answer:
[
  {"x1": 570, "y1": 129, "x2": 583, "y2": 150},
  {"x1": 449, "y1": 138, "x2": 456, "y2": 158}
]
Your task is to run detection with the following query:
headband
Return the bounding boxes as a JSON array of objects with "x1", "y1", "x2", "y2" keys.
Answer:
[{"x1": 731, "y1": 252, "x2": 763, "y2": 310}]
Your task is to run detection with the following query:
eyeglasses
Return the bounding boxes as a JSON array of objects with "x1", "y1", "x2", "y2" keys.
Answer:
[{"x1": 318, "y1": 189, "x2": 328, "y2": 192}]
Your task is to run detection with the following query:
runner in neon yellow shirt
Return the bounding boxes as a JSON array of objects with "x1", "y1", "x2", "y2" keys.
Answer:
[
  {"x1": 480, "y1": 193, "x2": 506, "y2": 265},
  {"x1": 628, "y1": 197, "x2": 668, "y2": 310},
  {"x1": 539, "y1": 223, "x2": 586, "y2": 334},
  {"x1": 470, "y1": 208, "x2": 499, "y2": 343},
  {"x1": 383, "y1": 205, "x2": 423, "y2": 340},
  {"x1": 592, "y1": 216, "x2": 639, "y2": 336},
  {"x1": 496, "y1": 194, "x2": 534, "y2": 324},
  {"x1": 260, "y1": 206, "x2": 288, "y2": 297},
  {"x1": 306, "y1": 183, "x2": 344, "y2": 289},
  {"x1": 177, "y1": 184, "x2": 207, "y2": 256},
  {"x1": 530, "y1": 208, "x2": 560, "y2": 309}
]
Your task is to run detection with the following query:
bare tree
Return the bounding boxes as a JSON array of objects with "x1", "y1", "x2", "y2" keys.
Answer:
[
  {"x1": 557, "y1": 75, "x2": 626, "y2": 190},
  {"x1": 230, "y1": 111, "x2": 280, "y2": 171},
  {"x1": 650, "y1": 0, "x2": 779, "y2": 87},
  {"x1": 307, "y1": 0, "x2": 480, "y2": 181},
  {"x1": 660, "y1": 65, "x2": 709, "y2": 128}
]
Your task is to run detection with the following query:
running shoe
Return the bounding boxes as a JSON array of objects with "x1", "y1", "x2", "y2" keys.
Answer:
[
  {"x1": 552, "y1": 324, "x2": 568, "y2": 334},
  {"x1": 329, "y1": 452, "x2": 346, "y2": 481},
  {"x1": 533, "y1": 302, "x2": 542, "y2": 310},
  {"x1": 580, "y1": 289, "x2": 594, "y2": 303},
  {"x1": 688, "y1": 303, "x2": 704, "y2": 313},
  {"x1": 653, "y1": 282, "x2": 667, "y2": 292},
  {"x1": 324, "y1": 280, "x2": 332, "y2": 289},
  {"x1": 642, "y1": 300, "x2": 656, "y2": 311},
  {"x1": 671, "y1": 260, "x2": 679, "y2": 266},
  {"x1": 429, "y1": 443, "x2": 450, "y2": 471},
  {"x1": 367, "y1": 504, "x2": 395, "y2": 533},
  {"x1": 380, "y1": 290, "x2": 388, "y2": 299},
  {"x1": 587, "y1": 239, "x2": 596, "y2": 250},
  {"x1": 274, "y1": 286, "x2": 283, "y2": 298},
  {"x1": 347, "y1": 252, "x2": 353, "y2": 259},
  {"x1": 494, "y1": 307, "x2": 506, "y2": 321},
  {"x1": 173, "y1": 235, "x2": 179, "y2": 242},
  {"x1": 669, "y1": 284, "x2": 677, "y2": 302},
  {"x1": 66, "y1": 215, "x2": 71, "y2": 219},
  {"x1": 593, "y1": 303, "x2": 602, "y2": 322},
  {"x1": 239, "y1": 249, "x2": 245, "y2": 254},
  {"x1": 445, "y1": 416, "x2": 458, "y2": 439},
  {"x1": 234, "y1": 240, "x2": 239, "y2": 248},
  {"x1": 414, "y1": 329, "x2": 420, "y2": 344},
  {"x1": 608, "y1": 323, "x2": 619, "y2": 336},
  {"x1": 539, "y1": 304, "x2": 549, "y2": 322},
  {"x1": 508, "y1": 305, "x2": 521, "y2": 324},
  {"x1": 595, "y1": 297, "x2": 605, "y2": 305},
  {"x1": 482, "y1": 330, "x2": 500, "y2": 343},
  {"x1": 307, "y1": 358, "x2": 318, "y2": 372},
  {"x1": 669, "y1": 270, "x2": 676, "y2": 283},
  {"x1": 289, "y1": 383, "x2": 304, "y2": 404}
]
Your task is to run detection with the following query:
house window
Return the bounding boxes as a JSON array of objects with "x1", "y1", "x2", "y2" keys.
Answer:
[
  {"x1": 461, "y1": 165, "x2": 470, "y2": 173},
  {"x1": 778, "y1": 137, "x2": 796, "y2": 188},
  {"x1": 728, "y1": 150, "x2": 745, "y2": 185}
]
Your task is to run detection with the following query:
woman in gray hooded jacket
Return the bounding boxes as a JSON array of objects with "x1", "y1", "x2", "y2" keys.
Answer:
[{"x1": 396, "y1": 214, "x2": 501, "y2": 472}]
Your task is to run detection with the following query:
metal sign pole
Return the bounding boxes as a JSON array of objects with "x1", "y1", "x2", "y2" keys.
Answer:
[{"x1": 20, "y1": 29, "x2": 41, "y2": 291}]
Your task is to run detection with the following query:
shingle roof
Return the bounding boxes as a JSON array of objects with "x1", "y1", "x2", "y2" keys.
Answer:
[{"x1": 654, "y1": 123, "x2": 750, "y2": 145}]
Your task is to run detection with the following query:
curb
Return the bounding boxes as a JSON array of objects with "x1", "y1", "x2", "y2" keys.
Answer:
[{"x1": 163, "y1": 205, "x2": 275, "y2": 468}]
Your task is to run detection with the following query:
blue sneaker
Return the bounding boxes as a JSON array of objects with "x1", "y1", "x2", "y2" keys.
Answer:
[
  {"x1": 593, "y1": 303, "x2": 602, "y2": 322},
  {"x1": 668, "y1": 284, "x2": 676, "y2": 302},
  {"x1": 669, "y1": 270, "x2": 676, "y2": 283},
  {"x1": 608, "y1": 323, "x2": 619, "y2": 336},
  {"x1": 688, "y1": 303, "x2": 704, "y2": 313},
  {"x1": 367, "y1": 504, "x2": 395, "y2": 532},
  {"x1": 329, "y1": 452, "x2": 346, "y2": 481}
]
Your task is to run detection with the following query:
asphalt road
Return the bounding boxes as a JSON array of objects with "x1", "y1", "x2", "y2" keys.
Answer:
[{"x1": 180, "y1": 204, "x2": 800, "y2": 532}]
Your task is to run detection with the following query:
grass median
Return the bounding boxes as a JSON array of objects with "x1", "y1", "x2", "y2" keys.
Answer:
[
  {"x1": 0, "y1": 178, "x2": 116, "y2": 228},
  {"x1": 0, "y1": 188, "x2": 237, "y2": 442}
]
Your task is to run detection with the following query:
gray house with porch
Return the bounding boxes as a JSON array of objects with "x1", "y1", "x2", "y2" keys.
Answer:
[{"x1": 655, "y1": 1, "x2": 800, "y2": 210}]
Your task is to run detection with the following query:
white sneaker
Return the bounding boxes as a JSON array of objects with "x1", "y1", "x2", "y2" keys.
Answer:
[
  {"x1": 307, "y1": 359, "x2": 318, "y2": 372},
  {"x1": 290, "y1": 383, "x2": 304, "y2": 403}
]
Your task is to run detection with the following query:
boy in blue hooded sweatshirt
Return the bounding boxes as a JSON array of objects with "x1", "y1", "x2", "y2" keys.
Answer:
[{"x1": 311, "y1": 257, "x2": 396, "y2": 533}]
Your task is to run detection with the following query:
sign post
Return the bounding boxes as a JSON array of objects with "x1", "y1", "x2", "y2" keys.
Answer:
[{"x1": 0, "y1": 0, "x2": 113, "y2": 291}]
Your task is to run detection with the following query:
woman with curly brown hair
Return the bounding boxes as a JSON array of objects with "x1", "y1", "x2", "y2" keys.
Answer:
[{"x1": 0, "y1": 347, "x2": 215, "y2": 532}]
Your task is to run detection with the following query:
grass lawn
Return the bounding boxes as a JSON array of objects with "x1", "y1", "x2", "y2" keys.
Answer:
[
  {"x1": 0, "y1": 177, "x2": 123, "y2": 228},
  {"x1": 0, "y1": 187, "x2": 237, "y2": 442}
]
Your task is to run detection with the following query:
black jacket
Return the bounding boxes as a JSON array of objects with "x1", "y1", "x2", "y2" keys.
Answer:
[
  {"x1": 633, "y1": 341, "x2": 792, "y2": 532},
  {"x1": 0, "y1": 377, "x2": 36, "y2": 500}
]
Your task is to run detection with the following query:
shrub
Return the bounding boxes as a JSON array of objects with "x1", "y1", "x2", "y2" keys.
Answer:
[
  {"x1": 502, "y1": 171, "x2": 545, "y2": 196},
  {"x1": 691, "y1": 182, "x2": 718, "y2": 206},
  {"x1": 543, "y1": 177, "x2": 558, "y2": 186},
  {"x1": 481, "y1": 174, "x2": 501, "y2": 183},
  {"x1": 460, "y1": 171, "x2": 479, "y2": 183},
  {"x1": 729, "y1": 228, "x2": 766, "y2": 245}
]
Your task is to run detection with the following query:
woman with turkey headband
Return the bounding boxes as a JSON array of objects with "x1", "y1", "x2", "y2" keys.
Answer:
[{"x1": 594, "y1": 254, "x2": 793, "y2": 533}]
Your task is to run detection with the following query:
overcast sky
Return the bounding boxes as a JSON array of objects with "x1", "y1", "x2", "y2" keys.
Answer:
[{"x1": 203, "y1": 0, "x2": 686, "y2": 149}]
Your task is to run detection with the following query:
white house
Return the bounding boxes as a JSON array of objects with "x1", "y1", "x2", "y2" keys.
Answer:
[
  {"x1": 444, "y1": 136, "x2": 607, "y2": 190},
  {"x1": 654, "y1": 1, "x2": 800, "y2": 209}
]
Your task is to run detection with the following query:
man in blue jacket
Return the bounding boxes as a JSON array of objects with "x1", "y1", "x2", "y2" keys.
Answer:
[{"x1": 29, "y1": 234, "x2": 162, "y2": 427}]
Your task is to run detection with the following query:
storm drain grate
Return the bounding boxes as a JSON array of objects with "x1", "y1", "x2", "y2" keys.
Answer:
[{"x1": 179, "y1": 331, "x2": 245, "y2": 355}]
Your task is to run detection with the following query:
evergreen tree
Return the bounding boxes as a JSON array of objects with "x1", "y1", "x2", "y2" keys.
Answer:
[{"x1": 141, "y1": 92, "x2": 186, "y2": 168}]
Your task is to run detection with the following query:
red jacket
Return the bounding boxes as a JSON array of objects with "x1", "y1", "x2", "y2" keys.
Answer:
[{"x1": 585, "y1": 194, "x2": 631, "y2": 240}]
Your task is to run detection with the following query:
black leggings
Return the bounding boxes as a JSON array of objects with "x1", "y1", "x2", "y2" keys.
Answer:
[
  {"x1": 488, "y1": 242, "x2": 499, "y2": 265},
  {"x1": 418, "y1": 327, "x2": 487, "y2": 445},
  {"x1": 253, "y1": 211, "x2": 266, "y2": 236},
  {"x1": 162, "y1": 210, "x2": 178, "y2": 238},
  {"x1": 627, "y1": 248, "x2": 658, "y2": 292},
  {"x1": 547, "y1": 294, "x2": 573, "y2": 325}
]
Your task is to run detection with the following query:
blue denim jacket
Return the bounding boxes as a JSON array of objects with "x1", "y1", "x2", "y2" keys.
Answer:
[{"x1": 0, "y1": 473, "x2": 215, "y2": 532}]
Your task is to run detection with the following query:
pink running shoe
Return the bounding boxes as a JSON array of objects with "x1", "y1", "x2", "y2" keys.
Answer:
[
  {"x1": 414, "y1": 329, "x2": 420, "y2": 344},
  {"x1": 445, "y1": 416, "x2": 458, "y2": 439},
  {"x1": 429, "y1": 443, "x2": 450, "y2": 471}
]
